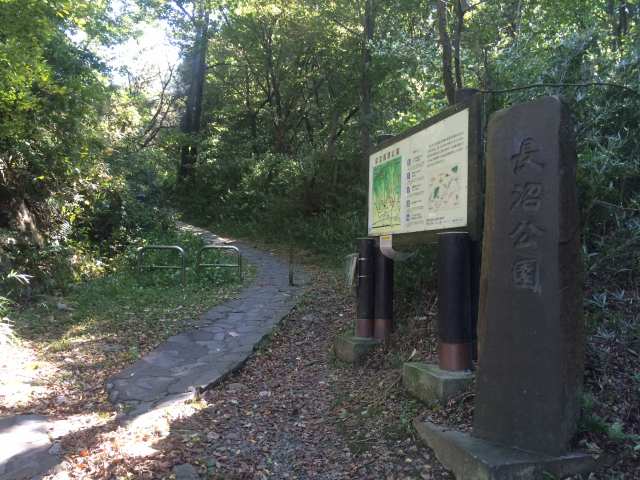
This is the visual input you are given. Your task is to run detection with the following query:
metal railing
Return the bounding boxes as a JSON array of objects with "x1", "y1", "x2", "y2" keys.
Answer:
[
  {"x1": 196, "y1": 245, "x2": 243, "y2": 280},
  {"x1": 137, "y1": 245, "x2": 186, "y2": 286}
]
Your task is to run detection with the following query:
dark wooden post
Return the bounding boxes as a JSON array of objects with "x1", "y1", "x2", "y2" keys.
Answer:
[
  {"x1": 455, "y1": 88, "x2": 482, "y2": 361},
  {"x1": 437, "y1": 232, "x2": 473, "y2": 371},
  {"x1": 373, "y1": 243, "x2": 394, "y2": 340},
  {"x1": 356, "y1": 238, "x2": 376, "y2": 337}
]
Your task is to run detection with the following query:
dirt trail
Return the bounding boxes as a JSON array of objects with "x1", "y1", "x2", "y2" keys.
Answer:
[{"x1": 122, "y1": 266, "x2": 451, "y2": 479}]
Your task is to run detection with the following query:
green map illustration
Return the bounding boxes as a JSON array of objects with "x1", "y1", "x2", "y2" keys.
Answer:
[
  {"x1": 428, "y1": 164, "x2": 461, "y2": 212},
  {"x1": 371, "y1": 156, "x2": 402, "y2": 231}
]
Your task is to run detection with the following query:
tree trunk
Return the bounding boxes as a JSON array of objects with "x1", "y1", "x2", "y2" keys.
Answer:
[
  {"x1": 179, "y1": 3, "x2": 209, "y2": 181},
  {"x1": 260, "y1": 24, "x2": 290, "y2": 154},
  {"x1": 328, "y1": 109, "x2": 340, "y2": 185},
  {"x1": 453, "y1": 0, "x2": 464, "y2": 89},
  {"x1": 618, "y1": 1, "x2": 629, "y2": 48},
  {"x1": 242, "y1": 69, "x2": 260, "y2": 154},
  {"x1": 359, "y1": 0, "x2": 375, "y2": 180},
  {"x1": 607, "y1": 0, "x2": 629, "y2": 50},
  {"x1": 436, "y1": 0, "x2": 455, "y2": 105}
]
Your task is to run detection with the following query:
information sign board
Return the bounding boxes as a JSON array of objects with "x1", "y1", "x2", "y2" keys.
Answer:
[
  {"x1": 367, "y1": 99, "x2": 481, "y2": 243},
  {"x1": 368, "y1": 108, "x2": 472, "y2": 237}
]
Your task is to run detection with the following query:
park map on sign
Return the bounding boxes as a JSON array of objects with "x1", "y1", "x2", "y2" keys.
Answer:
[
  {"x1": 371, "y1": 156, "x2": 402, "y2": 230},
  {"x1": 428, "y1": 165, "x2": 462, "y2": 212},
  {"x1": 368, "y1": 108, "x2": 469, "y2": 236}
]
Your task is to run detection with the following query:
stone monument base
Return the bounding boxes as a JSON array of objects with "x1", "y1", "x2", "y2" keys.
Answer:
[
  {"x1": 334, "y1": 336, "x2": 380, "y2": 363},
  {"x1": 403, "y1": 362, "x2": 474, "y2": 405},
  {"x1": 414, "y1": 420, "x2": 596, "y2": 480}
]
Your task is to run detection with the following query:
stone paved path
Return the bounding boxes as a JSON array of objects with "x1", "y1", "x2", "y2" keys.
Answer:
[
  {"x1": 0, "y1": 415, "x2": 59, "y2": 480},
  {"x1": 106, "y1": 222, "x2": 308, "y2": 416},
  {"x1": 0, "y1": 413, "x2": 111, "y2": 480},
  {"x1": 0, "y1": 223, "x2": 307, "y2": 480}
]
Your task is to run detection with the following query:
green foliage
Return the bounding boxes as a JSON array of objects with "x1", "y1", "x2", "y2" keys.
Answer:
[
  {"x1": 579, "y1": 391, "x2": 640, "y2": 446},
  {"x1": 0, "y1": 0, "x2": 111, "y2": 202},
  {"x1": 0, "y1": 0, "x2": 179, "y2": 303},
  {"x1": 394, "y1": 246, "x2": 438, "y2": 319},
  {"x1": 177, "y1": 147, "x2": 367, "y2": 264},
  {"x1": 167, "y1": 2, "x2": 640, "y2": 346},
  {"x1": 2, "y1": 199, "x2": 177, "y2": 297},
  {"x1": 1, "y1": 0, "x2": 639, "y2": 386}
]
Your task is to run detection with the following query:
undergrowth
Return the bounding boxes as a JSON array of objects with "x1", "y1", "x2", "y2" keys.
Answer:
[
  {"x1": 1, "y1": 224, "x2": 252, "y2": 417},
  {"x1": 12, "y1": 226, "x2": 249, "y2": 361}
]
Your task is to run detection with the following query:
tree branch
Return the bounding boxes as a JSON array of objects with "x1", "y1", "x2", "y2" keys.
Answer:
[
  {"x1": 173, "y1": 0, "x2": 195, "y2": 24},
  {"x1": 478, "y1": 82, "x2": 639, "y2": 95}
]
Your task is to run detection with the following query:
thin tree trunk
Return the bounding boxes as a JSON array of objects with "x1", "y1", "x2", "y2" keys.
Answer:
[
  {"x1": 243, "y1": 70, "x2": 259, "y2": 154},
  {"x1": 618, "y1": 1, "x2": 629, "y2": 47},
  {"x1": 607, "y1": 0, "x2": 625, "y2": 50},
  {"x1": 436, "y1": 0, "x2": 455, "y2": 105},
  {"x1": 328, "y1": 109, "x2": 340, "y2": 185},
  {"x1": 453, "y1": 0, "x2": 464, "y2": 90},
  {"x1": 360, "y1": 0, "x2": 374, "y2": 180},
  {"x1": 179, "y1": 3, "x2": 209, "y2": 181},
  {"x1": 261, "y1": 24, "x2": 288, "y2": 154}
]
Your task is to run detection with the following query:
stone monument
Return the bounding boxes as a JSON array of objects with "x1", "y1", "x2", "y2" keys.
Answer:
[
  {"x1": 414, "y1": 97, "x2": 595, "y2": 479},
  {"x1": 474, "y1": 95, "x2": 584, "y2": 454}
]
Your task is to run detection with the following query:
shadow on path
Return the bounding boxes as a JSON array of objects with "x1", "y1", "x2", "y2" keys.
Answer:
[{"x1": 0, "y1": 223, "x2": 308, "y2": 480}]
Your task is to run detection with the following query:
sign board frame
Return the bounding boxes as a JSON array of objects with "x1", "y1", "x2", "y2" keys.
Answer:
[{"x1": 367, "y1": 97, "x2": 482, "y2": 247}]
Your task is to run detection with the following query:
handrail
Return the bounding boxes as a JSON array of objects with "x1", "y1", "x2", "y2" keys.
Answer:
[
  {"x1": 137, "y1": 245, "x2": 186, "y2": 286},
  {"x1": 196, "y1": 245, "x2": 242, "y2": 280}
]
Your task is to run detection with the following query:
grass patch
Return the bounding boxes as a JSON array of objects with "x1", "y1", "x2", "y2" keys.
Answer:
[
  {"x1": 12, "y1": 225, "x2": 252, "y2": 379},
  {"x1": 15, "y1": 227, "x2": 252, "y2": 346}
]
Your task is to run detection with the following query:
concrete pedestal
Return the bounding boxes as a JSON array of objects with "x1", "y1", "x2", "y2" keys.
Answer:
[
  {"x1": 414, "y1": 420, "x2": 596, "y2": 480},
  {"x1": 334, "y1": 336, "x2": 380, "y2": 364},
  {"x1": 403, "y1": 362, "x2": 474, "y2": 405}
]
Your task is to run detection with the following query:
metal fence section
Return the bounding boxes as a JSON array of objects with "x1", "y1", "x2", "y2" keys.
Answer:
[
  {"x1": 137, "y1": 245, "x2": 186, "y2": 286},
  {"x1": 196, "y1": 245, "x2": 243, "y2": 280}
]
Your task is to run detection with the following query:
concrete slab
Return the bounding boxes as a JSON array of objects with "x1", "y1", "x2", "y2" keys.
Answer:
[
  {"x1": 334, "y1": 336, "x2": 380, "y2": 363},
  {"x1": 403, "y1": 362, "x2": 474, "y2": 405},
  {"x1": 414, "y1": 419, "x2": 596, "y2": 480}
]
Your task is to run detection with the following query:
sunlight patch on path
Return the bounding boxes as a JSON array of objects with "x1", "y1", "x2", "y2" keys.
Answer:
[{"x1": 0, "y1": 330, "x2": 58, "y2": 412}]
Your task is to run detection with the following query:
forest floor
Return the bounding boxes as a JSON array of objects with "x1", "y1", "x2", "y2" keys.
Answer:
[
  {"x1": 1, "y1": 225, "x2": 452, "y2": 479},
  {"x1": 29, "y1": 240, "x2": 452, "y2": 479},
  {"x1": 19, "y1": 265, "x2": 449, "y2": 480},
  {"x1": 107, "y1": 259, "x2": 638, "y2": 480},
  {"x1": 1, "y1": 223, "x2": 638, "y2": 479},
  {"x1": 111, "y1": 265, "x2": 454, "y2": 479}
]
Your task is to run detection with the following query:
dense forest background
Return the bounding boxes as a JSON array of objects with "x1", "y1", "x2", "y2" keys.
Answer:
[
  {"x1": 1, "y1": 2, "x2": 639, "y2": 475},
  {"x1": 1, "y1": 0, "x2": 639, "y2": 333}
]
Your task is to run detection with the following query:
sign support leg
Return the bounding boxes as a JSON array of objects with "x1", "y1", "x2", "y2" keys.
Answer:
[
  {"x1": 470, "y1": 238, "x2": 481, "y2": 361},
  {"x1": 356, "y1": 238, "x2": 376, "y2": 337},
  {"x1": 374, "y1": 241, "x2": 394, "y2": 340},
  {"x1": 437, "y1": 232, "x2": 473, "y2": 371}
]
